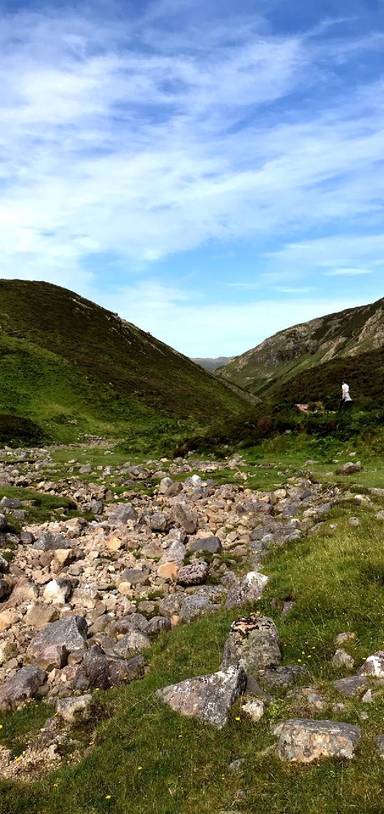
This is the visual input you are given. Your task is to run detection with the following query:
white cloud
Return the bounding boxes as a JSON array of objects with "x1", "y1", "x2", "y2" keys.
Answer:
[
  {"x1": 325, "y1": 267, "x2": 373, "y2": 277},
  {"x1": 0, "y1": 4, "x2": 383, "y2": 282}
]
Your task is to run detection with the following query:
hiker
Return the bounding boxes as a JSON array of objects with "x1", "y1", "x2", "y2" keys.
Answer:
[{"x1": 339, "y1": 380, "x2": 352, "y2": 411}]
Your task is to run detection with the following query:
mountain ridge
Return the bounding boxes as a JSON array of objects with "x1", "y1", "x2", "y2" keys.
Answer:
[{"x1": 217, "y1": 296, "x2": 384, "y2": 404}]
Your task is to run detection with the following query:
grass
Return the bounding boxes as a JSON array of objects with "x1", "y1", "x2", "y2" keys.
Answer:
[{"x1": 3, "y1": 497, "x2": 384, "y2": 812}]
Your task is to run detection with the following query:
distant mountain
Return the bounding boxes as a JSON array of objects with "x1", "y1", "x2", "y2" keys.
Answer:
[
  {"x1": 193, "y1": 356, "x2": 234, "y2": 372},
  {"x1": 0, "y1": 281, "x2": 247, "y2": 445},
  {"x1": 217, "y1": 297, "x2": 384, "y2": 406}
]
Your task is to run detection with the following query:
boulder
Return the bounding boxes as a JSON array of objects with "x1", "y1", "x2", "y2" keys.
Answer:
[
  {"x1": 222, "y1": 615, "x2": 281, "y2": 677},
  {"x1": 0, "y1": 666, "x2": 47, "y2": 712},
  {"x1": 24, "y1": 603, "x2": 59, "y2": 629},
  {"x1": 42, "y1": 578, "x2": 73, "y2": 605},
  {"x1": 56, "y1": 693, "x2": 93, "y2": 723},
  {"x1": 0, "y1": 554, "x2": 9, "y2": 573},
  {"x1": 74, "y1": 645, "x2": 144, "y2": 690},
  {"x1": 157, "y1": 666, "x2": 246, "y2": 729},
  {"x1": 274, "y1": 719, "x2": 361, "y2": 762},
  {"x1": 27, "y1": 615, "x2": 87, "y2": 667},
  {"x1": 188, "y1": 536, "x2": 222, "y2": 555},
  {"x1": 177, "y1": 561, "x2": 209, "y2": 587},
  {"x1": 113, "y1": 629, "x2": 151, "y2": 658}
]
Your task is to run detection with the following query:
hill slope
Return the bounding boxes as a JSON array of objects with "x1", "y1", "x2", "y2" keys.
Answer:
[
  {"x1": 218, "y1": 297, "x2": 384, "y2": 405},
  {"x1": 0, "y1": 280, "x2": 247, "y2": 445}
]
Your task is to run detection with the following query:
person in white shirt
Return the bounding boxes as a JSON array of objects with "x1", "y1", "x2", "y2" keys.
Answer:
[{"x1": 339, "y1": 380, "x2": 352, "y2": 411}]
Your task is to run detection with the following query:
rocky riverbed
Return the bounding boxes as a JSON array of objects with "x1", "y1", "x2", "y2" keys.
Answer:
[{"x1": 0, "y1": 444, "x2": 383, "y2": 781}]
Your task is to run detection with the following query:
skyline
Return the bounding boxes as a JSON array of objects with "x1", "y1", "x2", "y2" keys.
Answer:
[{"x1": 0, "y1": 0, "x2": 383, "y2": 355}]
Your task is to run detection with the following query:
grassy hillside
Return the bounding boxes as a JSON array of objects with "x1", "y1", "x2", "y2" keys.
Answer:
[
  {"x1": 0, "y1": 280, "x2": 247, "y2": 446},
  {"x1": 218, "y1": 297, "x2": 384, "y2": 402}
]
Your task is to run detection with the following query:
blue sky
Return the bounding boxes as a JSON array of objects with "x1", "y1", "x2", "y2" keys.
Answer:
[{"x1": 0, "y1": 0, "x2": 383, "y2": 355}]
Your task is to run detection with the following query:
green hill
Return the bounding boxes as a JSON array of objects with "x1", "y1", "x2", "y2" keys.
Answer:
[
  {"x1": 217, "y1": 297, "x2": 384, "y2": 407},
  {"x1": 0, "y1": 280, "x2": 247, "y2": 446}
]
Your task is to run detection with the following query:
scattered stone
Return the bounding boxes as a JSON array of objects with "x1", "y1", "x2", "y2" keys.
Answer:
[
  {"x1": 24, "y1": 603, "x2": 59, "y2": 629},
  {"x1": 157, "y1": 666, "x2": 246, "y2": 729},
  {"x1": 332, "y1": 649, "x2": 355, "y2": 670},
  {"x1": 159, "y1": 477, "x2": 182, "y2": 497},
  {"x1": 188, "y1": 536, "x2": 222, "y2": 555},
  {"x1": 241, "y1": 698, "x2": 265, "y2": 722},
  {"x1": 177, "y1": 561, "x2": 209, "y2": 587},
  {"x1": 336, "y1": 462, "x2": 362, "y2": 475},
  {"x1": 173, "y1": 503, "x2": 198, "y2": 534},
  {"x1": 43, "y1": 578, "x2": 73, "y2": 605},
  {"x1": 376, "y1": 735, "x2": 384, "y2": 757},
  {"x1": 157, "y1": 562, "x2": 179, "y2": 580},
  {"x1": 0, "y1": 666, "x2": 47, "y2": 711},
  {"x1": 333, "y1": 675, "x2": 368, "y2": 698},
  {"x1": 274, "y1": 719, "x2": 361, "y2": 762},
  {"x1": 56, "y1": 694, "x2": 93, "y2": 723},
  {"x1": 359, "y1": 651, "x2": 384, "y2": 678}
]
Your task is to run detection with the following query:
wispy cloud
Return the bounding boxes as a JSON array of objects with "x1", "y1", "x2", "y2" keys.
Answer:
[
  {"x1": 0, "y1": 1, "x2": 382, "y2": 352},
  {"x1": 325, "y1": 268, "x2": 373, "y2": 277}
]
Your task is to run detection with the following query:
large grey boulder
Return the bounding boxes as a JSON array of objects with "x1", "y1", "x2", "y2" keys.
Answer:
[
  {"x1": 274, "y1": 719, "x2": 361, "y2": 762},
  {"x1": 0, "y1": 666, "x2": 47, "y2": 711},
  {"x1": 0, "y1": 579, "x2": 11, "y2": 601},
  {"x1": 157, "y1": 666, "x2": 246, "y2": 728},
  {"x1": 27, "y1": 615, "x2": 88, "y2": 668},
  {"x1": 222, "y1": 615, "x2": 281, "y2": 677}
]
